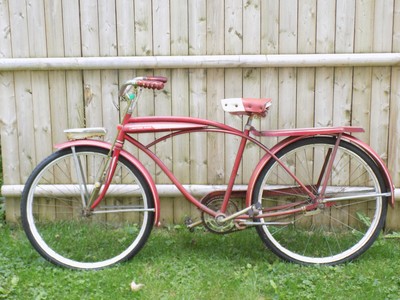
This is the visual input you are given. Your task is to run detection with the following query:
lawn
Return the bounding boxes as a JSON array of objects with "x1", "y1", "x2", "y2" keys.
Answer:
[{"x1": 1, "y1": 219, "x2": 400, "y2": 300}]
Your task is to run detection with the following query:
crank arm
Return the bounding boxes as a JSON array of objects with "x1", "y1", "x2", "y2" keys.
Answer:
[
  {"x1": 220, "y1": 204, "x2": 261, "y2": 223},
  {"x1": 186, "y1": 220, "x2": 204, "y2": 229}
]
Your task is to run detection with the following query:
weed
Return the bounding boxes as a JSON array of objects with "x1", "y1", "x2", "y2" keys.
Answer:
[{"x1": 0, "y1": 198, "x2": 4, "y2": 227}]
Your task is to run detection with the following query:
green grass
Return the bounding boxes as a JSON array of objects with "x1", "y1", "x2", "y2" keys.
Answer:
[{"x1": 1, "y1": 222, "x2": 400, "y2": 300}]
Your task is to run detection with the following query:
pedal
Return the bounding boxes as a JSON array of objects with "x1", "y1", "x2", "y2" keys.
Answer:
[
  {"x1": 184, "y1": 216, "x2": 193, "y2": 226},
  {"x1": 184, "y1": 217, "x2": 203, "y2": 232}
]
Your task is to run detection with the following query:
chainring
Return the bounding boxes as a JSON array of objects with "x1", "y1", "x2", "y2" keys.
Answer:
[{"x1": 201, "y1": 195, "x2": 239, "y2": 234}]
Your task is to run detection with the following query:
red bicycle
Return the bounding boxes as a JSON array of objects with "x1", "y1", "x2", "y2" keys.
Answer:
[{"x1": 21, "y1": 76, "x2": 394, "y2": 269}]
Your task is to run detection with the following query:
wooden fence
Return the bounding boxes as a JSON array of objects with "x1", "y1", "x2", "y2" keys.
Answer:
[{"x1": 1, "y1": 0, "x2": 400, "y2": 227}]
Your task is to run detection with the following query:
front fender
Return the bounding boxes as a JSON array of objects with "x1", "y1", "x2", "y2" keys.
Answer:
[
  {"x1": 55, "y1": 139, "x2": 161, "y2": 226},
  {"x1": 246, "y1": 135, "x2": 395, "y2": 208}
]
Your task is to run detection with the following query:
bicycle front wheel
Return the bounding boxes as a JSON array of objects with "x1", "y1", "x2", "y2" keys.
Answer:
[
  {"x1": 21, "y1": 146, "x2": 155, "y2": 270},
  {"x1": 253, "y1": 136, "x2": 388, "y2": 265}
]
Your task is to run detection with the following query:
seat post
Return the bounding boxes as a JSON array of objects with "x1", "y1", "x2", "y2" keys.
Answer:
[{"x1": 244, "y1": 114, "x2": 254, "y2": 130}]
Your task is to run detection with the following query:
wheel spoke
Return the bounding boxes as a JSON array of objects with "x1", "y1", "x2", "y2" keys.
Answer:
[
  {"x1": 21, "y1": 146, "x2": 155, "y2": 270},
  {"x1": 254, "y1": 137, "x2": 387, "y2": 265}
]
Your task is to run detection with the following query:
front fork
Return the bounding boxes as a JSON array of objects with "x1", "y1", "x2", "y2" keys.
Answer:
[
  {"x1": 70, "y1": 139, "x2": 124, "y2": 214},
  {"x1": 89, "y1": 139, "x2": 125, "y2": 210},
  {"x1": 71, "y1": 146, "x2": 90, "y2": 209}
]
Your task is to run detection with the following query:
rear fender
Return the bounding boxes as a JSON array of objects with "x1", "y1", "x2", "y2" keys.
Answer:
[
  {"x1": 55, "y1": 139, "x2": 161, "y2": 226},
  {"x1": 340, "y1": 134, "x2": 395, "y2": 207},
  {"x1": 246, "y1": 135, "x2": 395, "y2": 208}
]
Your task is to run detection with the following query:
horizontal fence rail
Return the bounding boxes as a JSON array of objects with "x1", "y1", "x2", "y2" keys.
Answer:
[
  {"x1": 1, "y1": 184, "x2": 249, "y2": 198},
  {"x1": 3, "y1": 184, "x2": 400, "y2": 199},
  {"x1": 1, "y1": 53, "x2": 400, "y2": 70}
]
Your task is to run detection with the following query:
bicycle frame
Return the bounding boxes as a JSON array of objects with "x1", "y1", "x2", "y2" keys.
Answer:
[
  {"x1": 22, "y1": 76, "x2": 396, "y2": 270},
  {"x1": 56, "y1": 86, "x2": 395, "y2": 226}
]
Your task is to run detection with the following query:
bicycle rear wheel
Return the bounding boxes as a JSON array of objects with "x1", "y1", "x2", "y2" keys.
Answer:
[
  {"x1": 21, "y1": 146, "x2": 155, "y2": 270},
  {"x1": 253, "y1": 136, "x2": 388, "y2": 265}
]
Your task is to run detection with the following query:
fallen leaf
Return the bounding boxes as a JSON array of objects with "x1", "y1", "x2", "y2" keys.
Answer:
[{"x1": 130, "y1": 281, "x2": 144, "y2": 292}]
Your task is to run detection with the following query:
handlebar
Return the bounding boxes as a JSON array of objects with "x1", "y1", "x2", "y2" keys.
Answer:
[{"x1": 118, "y1": 76, "x2": 168, "y2": 97}]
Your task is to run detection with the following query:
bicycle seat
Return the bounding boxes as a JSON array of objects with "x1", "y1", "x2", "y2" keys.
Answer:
[{"x1": 221, "y1": 98, "x2": 272, "y2": 117}]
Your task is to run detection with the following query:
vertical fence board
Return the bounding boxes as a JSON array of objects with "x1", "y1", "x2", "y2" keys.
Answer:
[
  {"x1": 0, "y1": 70, "x2": 19, "y2": 222},
  {"x1": 260, "y1": 0, "x2": 279, "y2": 149},
  {"x1": 80, "y1": 0, "x2": 102, "y2": 129},
  {"x1": 387, "y1": 67, "x2": 400, "y2": 229},
  {"x1": 352, "y1": 0, "x2": 374, "y2": 142},
  {"x1": 44, "y1": 1, "x2": 64, "y2": 56},
  {"x1": 45, "y1": 1, "x2": 68, "y2": 146},
  {"x1": 333, "y1": 1, "x2": 355, "y2": 224},
  {"x1": 171, "y1": 67, "x2": 190, "y2": 181},
  {"x1": 62, "y1": 0, "x2": 84, "y2": 129},
  {"x1": 8, "y1": 1, "x2": 36, "y2": 182},
  {"x1": 388, "y1": 0, "x2": 400, "y2": 184},
  {"x1": 395, "y1": 0, "x2": 400, "y2": 52},
  {"x1": 189, "y1": 69, "x2": 207, "y2": 183},
  {"x1": 315, "y1": 0, "x2": 335, "y2": 128},
  {"x1": 31, "y1": 71, "x2": 52, "y2": 161},
  {"x1": 207, "y1": 1, "x2": 225, "y2": 184},
  {"x1": 98, "y1": 0, "x2": 119, "y2": 143},
  {"x1": 0, "y1": 0, "x2": 19, "y2": 186},
  {"x1": 261, "y1": 0, "x2": 279, "y2": 54},
  {"x1": 386, "y1": 0, "x2": 400, "y2": 230},
  {"x1": 153, "y1": 0, "x2": 172, "y2": 184},
  {"x1": 297, "y1": 0, "x2": 316, "y2": 129},
  {"x1": 62, "y1": 0, "x2": 82, "y2": 56},
  {"x1": 333, "y1": 0, "x2": 355, "y2": 127},
  {"x1": 352, "y1": 67, "x2": 372, "y2": 143},
  {"x1": 134, "y1": 2, "x2": 155, "y2": 177},
  {"x1": 188, "y1": 0, "x2": 207, "y2": 187},
  {"x1": 369, "y1": 2, "x2": 393, "y2": 162},
  {"x1": 225, "y1": 0, "x2": 243, "y2": 183},
  {"x1": 153, "y1": 0, "x2": 170, "y2": 56},
  {"x1": 116, "y1": 0, "x2": 135, "y2": 56},
  {"x1": 171, "y1": 0, "x2": 191, "y2": 221},
  {"x1": 154, "y1": 69, "x2": 172, "y2": 182},
  {"x1": 171, "y1": 0, "x2": 189, "y2": 181},
  {"x1": 278, "y1": 1, "x2": 297, "y2": 131},
  {"x1": 370, "y1": 67, "x2": 391, "y2": 161},
  {"x1": 242, "y1": 0, "x2": 261, "y2": 180},
  {"x1": 134, "y1": 1, "x2": 153, "y2": 56},
  {"x1": 373, "y1": 0, "x2": 394, "y2": 52},
  {"x1": 27, "y1": 0, "x2": 52, "y2": 163},
  {"x1": 0, "y1": 71, "x2": 18, "y2": 185},
  {"x1": 354, "y1": 0, "x2": 374, "y2": 52},
  {"x1": 116, "y1": 0, "x2": 136, "y2": 161}
]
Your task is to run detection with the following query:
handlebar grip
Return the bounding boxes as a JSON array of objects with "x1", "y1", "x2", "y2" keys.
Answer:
[
  {"x1": 145, "y1": 76, "x2": 168, "y2": 83},
  {"x1": 136, "y1": 80, "x2": 165, "y2": 90},
  {"x1": 118, "y1": 76, "x2": 168, "y2": 96}
]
